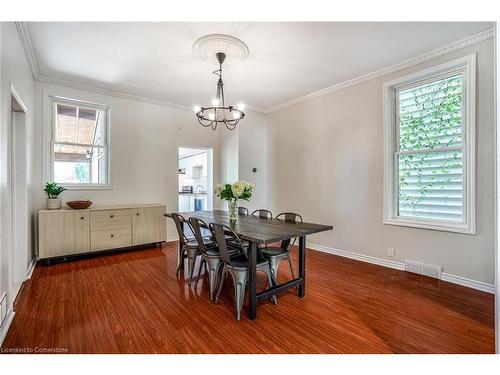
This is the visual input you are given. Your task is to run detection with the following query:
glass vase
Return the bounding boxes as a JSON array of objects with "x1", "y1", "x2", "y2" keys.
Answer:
[{"x1": 228, "y1": 200, "x2": 238, "y2": 222}]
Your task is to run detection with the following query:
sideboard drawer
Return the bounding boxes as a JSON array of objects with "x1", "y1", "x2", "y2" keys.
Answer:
[
  {"x1": 91, "y1": 228, "x2": 132, "y2": 251},
  {"x1": 90, "y1": 209, "x2": 131, "y2": 231}
]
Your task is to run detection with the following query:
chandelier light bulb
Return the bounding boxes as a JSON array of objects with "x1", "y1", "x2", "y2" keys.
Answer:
[
  {"x1": 211, "y1": 98, "x2": 220, "y2": 107},
  {"x1": 233, "y1": 112, "x2": 241, "y2": 119},
  {"x1": 237, "y1": 103, "x2": 245, "y2": 111},
  {"x1": 208, "y1": 112, "x2": 215, "y2": 121},
  {"x1": 194, "y1": 105, "x2": 201, "y2": 113}
]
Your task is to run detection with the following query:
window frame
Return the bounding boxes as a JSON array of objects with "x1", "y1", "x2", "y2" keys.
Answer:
[
  {"x1": 382, "y1": 54, "x2": 476, "y2": 234},
  {"x1": 44, "y1": 93, "x2": 112, "y2": 190}
]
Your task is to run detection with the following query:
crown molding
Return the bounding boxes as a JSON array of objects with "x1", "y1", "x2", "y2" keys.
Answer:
[
  {"x1": 15, "y1": 21, "x2": 40, "y2": 80},
  {"x1": 264, "y1": 27, "x2": 495, "y2": 113},
  {"x1": 35, "y1": 74, "x2": 267, "y2": 113},
  {"x1": 35, "y1": 74, "x2": 194, "y2": 111}
]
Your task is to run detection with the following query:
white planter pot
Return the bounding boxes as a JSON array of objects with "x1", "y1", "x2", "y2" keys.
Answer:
[{"x1": 47, "y1": 198, "x2": 62, "y2": 210}]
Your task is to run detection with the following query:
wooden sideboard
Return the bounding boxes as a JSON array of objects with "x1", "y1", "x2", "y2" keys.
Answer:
[{"x1": 38, "y1": 204, "x2": 166, "y2": 260}]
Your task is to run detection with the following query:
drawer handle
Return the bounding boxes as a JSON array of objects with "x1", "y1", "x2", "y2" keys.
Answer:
[
  {"x1": 136, "y1": 213, "x2": 140, "y2": 216},
  {"x1": 80, "y1": 216, "x2": 84, "y2": 220},
  {"x1": 110, "y1": 215, "x2": 114, "y2": 218},
  {"x1": 110, "y1": 234, "x2": 114, "y2": 238}
]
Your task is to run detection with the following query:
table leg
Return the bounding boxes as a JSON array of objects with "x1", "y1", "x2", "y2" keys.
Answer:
[
  {"x1": 248, "y1": 241, "x2": 257, "y2": 320},
  {"x1": 298, "y1": 236, "x2": 306, "y2": 297},
  {"x1": 178, "y1": 221, "x2": 184, "y2": 272}
]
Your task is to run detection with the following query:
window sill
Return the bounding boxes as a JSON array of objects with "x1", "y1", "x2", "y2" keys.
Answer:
[
  {"x1": 383, "y1": 217, "x2": 476, "y2": 235},
  {"x1": 54, "y1": 184, "x2": 114, "y2": 191}
]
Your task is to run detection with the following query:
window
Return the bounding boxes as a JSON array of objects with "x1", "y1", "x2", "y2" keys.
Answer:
[
  {"x1": 49, "y1": 96, "x2": 110, "y2": 188},
  {"x1": 383, "y1": 55, "x2": 476, "y2": 234}
]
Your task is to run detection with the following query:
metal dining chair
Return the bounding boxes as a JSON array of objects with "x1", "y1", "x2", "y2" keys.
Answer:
[
  {"x1": 211, "y1": 223, "x2": 276, "y2": 321},
  {"x1": 171, "y1": 213, "x2": 214, "y2": 285},
  {"x1": 251, "y1": 209, "x2": 273, "y2": 219},
  {"x1": 260, "y1": 212, "x2": 302, "y2": 286},
  {"x1": 189, "y1": 217, "x2": 225, "y2": 301},
  {"x1": 237, "y1": 206, "x2": 249, "y2": 215},
  {"x1": 251, "y1": 209, "x2": 274, "y2": 251}
]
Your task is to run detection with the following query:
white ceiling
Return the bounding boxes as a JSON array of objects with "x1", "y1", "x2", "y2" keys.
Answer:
[{"x1": 27, "y1": 22, "x2": 493, "y2": 112}]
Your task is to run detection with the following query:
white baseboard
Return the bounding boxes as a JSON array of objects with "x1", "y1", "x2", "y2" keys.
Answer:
[
  {"x1": 307, "y1": 243, "x2": 406, "y2": 271},
  {"x1": 26, "y1": 257, "x2": 37, "y2": 279},
  {"x1": 166, "y1": 235, "x2": 178, "y2": 243},
  {"x1": 0, "y1": 307, "x2": 15, "y2": 346},
  {"x1": 441, "y1": 273, "x2": 496, "y2": 294},
  {"x1": 307, "y1": 242, "x2": 495, "y2": 294}
]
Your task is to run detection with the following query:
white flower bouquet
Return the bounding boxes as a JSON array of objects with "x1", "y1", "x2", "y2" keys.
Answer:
[{"x1": 215, "y1": 181, "x2": 254, "y2": 221}]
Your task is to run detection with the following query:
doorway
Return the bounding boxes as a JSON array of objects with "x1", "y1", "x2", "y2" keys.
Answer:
[
  {"x1": 178, "y1": 147, "x2": 213, "y2": 212},
  {"x1": 10, "y1": 85, "x2": 30, "y2": 290}
]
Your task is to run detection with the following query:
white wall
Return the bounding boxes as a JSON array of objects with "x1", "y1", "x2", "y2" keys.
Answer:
[
  {"x1": 495, "y1": 23, "x2": 499, "y2": 354},
  {"x1": 266, "y1": 38, "x2": 496, "y2": 285},
  {"x1": 0, "y1": 22, "x2": 36, "y2": 340},
  {"x1": 238, "y1": 111, "x2": 268, "y2": 212},
  {"x1": 218, "y1": 125, "x2": 239, "y2": 191},
  {"x1": 216, "y1": 110, "x2": 268, "y2": 212},
  {"x1": 34, "y1": 82, "x2": 221, "y2": 242}
]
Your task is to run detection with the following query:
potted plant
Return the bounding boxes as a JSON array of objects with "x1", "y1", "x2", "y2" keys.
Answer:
[
  {"x1": 215, "y1": 181, "x2": 254, "y2": 222},
  {"x1": 44, "y1": 182, "x2": 67, "y2": 210}
]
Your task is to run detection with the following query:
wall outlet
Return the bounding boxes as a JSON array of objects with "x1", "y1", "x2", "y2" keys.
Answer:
[
  {"x1": 387, "y1": 247, "x2": 395, "y2": 257},
  {"x1": 0, "y1": 292, "x2": 7, "y2": 326}
]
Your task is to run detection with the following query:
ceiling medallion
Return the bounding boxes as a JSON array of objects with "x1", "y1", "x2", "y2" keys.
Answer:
[
  {"x1": 193, "y1": 35, "x2": 247, "y2": 131},
  {"x1": 193, "y1": 34, "x2": 249, "y2": 64}
]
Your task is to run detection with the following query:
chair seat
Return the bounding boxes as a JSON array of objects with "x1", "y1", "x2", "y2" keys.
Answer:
[
  {"x1": 205, "y1": 247, "x2": 221, "y2": 256},
  {"x1": 260, "y1": 246, "x2": 288, "y2": 257},
  {"x1": 185, "y1": 237, "x2": 214, "y2": 248},
  {"x1": 228, "y1": 253, "x2": 269, "y2": 268},
  {"x1": 202, "y1": 243, "x2": 240, "y2": 257}
]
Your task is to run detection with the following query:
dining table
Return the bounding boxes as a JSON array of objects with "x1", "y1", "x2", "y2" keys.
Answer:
[{"x1": 165, "y1": 210, "x2": 333, "y2": 320}]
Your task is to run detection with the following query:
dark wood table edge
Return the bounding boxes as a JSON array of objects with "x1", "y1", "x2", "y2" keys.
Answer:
[{"x1": 164, "y1": 211, "x2": 333, "y2": 244}]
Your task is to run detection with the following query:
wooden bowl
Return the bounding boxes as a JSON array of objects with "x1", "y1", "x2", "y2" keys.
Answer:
[{"x1": 66, "y1": 200, "x2": 93, "y2": 210}]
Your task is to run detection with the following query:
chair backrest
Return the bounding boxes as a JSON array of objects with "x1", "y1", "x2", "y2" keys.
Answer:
[
  {"x1": 276, "y1": 212, "x2": 303, "y2": 250},
  {"x1": 237, "y1": 206, "x2": 249, "y2": 216},
  {"x1": 188, "y1": 217, "x2": 211, "y2": 255},
  {"x1": 210, "y1": 223, "x2": 244, "y2": 266},
  {"x1": 251, "y1": 209, "x2": 273, "y2": 219},
  {"x1": 171, "y1": 213, "x2": 190, "y2": 246},
  {"x1": 276, "y1": 212, "x2": 303, "y2": 223}
]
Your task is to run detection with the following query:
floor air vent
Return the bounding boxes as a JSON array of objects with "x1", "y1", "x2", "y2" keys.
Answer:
[{"x1": 405, "y1": 260, "x2": 442, "y2": 279}]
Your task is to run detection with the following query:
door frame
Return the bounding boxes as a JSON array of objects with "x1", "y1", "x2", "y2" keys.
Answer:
[
  {"x1": 9, "y1": 83, "x2": 30, "y2": 292},
  {"x1": 178, "y1": 145, "x2": 214, "y2": 211}
]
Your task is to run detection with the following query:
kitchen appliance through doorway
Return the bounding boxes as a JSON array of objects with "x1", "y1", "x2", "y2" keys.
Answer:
[{"x1": 178, "y1": 147, "x2": 213, "y2": 212}]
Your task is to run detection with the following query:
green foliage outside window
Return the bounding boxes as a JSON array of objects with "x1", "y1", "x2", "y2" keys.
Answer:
[
  {"x1": 398, "y1": 75, "x2": 463, "y2": 217},
  {"x1": 75, "y1": 163, "x2": 89, "y2": 183}
]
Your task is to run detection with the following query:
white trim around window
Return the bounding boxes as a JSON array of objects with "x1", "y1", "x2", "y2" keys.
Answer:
[
  {"x1": 382, "y1": 54, "x2": 476, "y2": 234},
  {"x1": 42, "y1": 89, "x2": 112, "y2": 190}
]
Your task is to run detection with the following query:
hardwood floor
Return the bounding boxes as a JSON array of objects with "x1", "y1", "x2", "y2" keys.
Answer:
[{"x1": 1, "y1": 242, "x2": 494, "y2": 353}]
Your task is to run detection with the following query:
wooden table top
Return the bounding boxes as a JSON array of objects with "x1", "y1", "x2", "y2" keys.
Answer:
[{"x1": 166, "y1": 210, "x2": 333, "y2": 244}]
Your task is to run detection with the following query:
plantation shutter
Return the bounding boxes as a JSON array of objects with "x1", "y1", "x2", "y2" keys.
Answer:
[{"x1": 396, "y1": 73, "x2": 464, "y2": 221}]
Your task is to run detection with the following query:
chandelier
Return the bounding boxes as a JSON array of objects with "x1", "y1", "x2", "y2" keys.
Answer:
[{"x1": 194, "y1": 52, "x2": 245, "y2": 131}]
